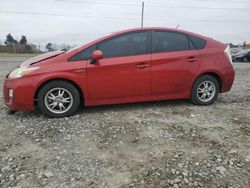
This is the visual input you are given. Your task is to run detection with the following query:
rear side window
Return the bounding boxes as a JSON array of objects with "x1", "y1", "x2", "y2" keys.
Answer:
[
  {"x1": 68, "y1": 45, "x2": 96, "y2": 61},
  {"x1": 189, "y1": 35, "x2": 207, "y2": 49},
  {"x1": 153, "y1": 31, "x2": 190, "y2": 53},
  {"x1": 98, "y1": 31, "x2": 148, "y2": 58}
]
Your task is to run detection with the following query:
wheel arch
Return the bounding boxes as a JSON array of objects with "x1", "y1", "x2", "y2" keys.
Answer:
[
  {"x1": 194, "y1": 72, "x2": 222, "y2": 92},
  {"x1": 34, "y1": 78, "x2": 85, "y2": 105}
]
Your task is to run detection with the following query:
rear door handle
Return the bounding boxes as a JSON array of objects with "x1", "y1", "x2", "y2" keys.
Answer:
[
  {"x1": 187, "y1": 56, "x2": 198, "y2": 62},
  {"x1": 136, "y1": 63, "x2": 150, "y2": 69}
]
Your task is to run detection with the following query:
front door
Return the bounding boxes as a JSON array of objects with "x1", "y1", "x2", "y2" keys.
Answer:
[{"x1": 87, "y1": 31, "x2": 151, "y2": 99}]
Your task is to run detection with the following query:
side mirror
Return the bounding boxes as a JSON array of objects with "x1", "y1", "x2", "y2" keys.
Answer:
[{"x1": 90, "y1": 50, "x2": 103, "y2": 64}]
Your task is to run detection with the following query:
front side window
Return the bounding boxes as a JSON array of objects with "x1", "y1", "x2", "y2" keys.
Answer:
[
  {"x1": 153, "y1": 31, "x2": 190, "y2": 53},
  {"x1": 98, "y1": 31, "x2": 148, "y2": 58},
  {"x1": 68, "y1": 45, "x2": 96, "y2": 61}
]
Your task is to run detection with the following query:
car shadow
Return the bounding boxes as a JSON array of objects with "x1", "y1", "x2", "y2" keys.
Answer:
[
  {"x1": 76, "y1": 99, "x2": 191, "y2": 115},
  {"x1": 8, "y1": 99, "x2": 191, "y2": 118}
]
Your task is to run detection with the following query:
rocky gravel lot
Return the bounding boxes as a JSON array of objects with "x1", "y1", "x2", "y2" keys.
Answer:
[{"x1": 0, "y1": 57, "x2": 250, "y2": 188}]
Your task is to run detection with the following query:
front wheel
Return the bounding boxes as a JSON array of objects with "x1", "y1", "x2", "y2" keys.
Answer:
[
  {"x1": 37, "y1": 80, "x2": 80, "y2": 118},
  {"x1": 243, "y1": 57, "x2": 249, "y2": 62},
  {"x1": 191, "y1": 75, "x2": 219, "y2": 106}
]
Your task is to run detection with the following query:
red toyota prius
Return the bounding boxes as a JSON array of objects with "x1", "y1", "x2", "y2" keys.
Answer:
[{"x1": 3, "y1": 27, "x2": 235, "y2": 118}]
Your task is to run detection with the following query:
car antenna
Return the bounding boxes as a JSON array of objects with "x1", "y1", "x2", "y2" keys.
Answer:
[{"x1": 176, "y1": 25, "x2": 180, "y2": 29}]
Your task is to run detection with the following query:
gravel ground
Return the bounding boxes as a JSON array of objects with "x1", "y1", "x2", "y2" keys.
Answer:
[{"x1": 0, "y1": 57, "x2": 249, "y2": 188}]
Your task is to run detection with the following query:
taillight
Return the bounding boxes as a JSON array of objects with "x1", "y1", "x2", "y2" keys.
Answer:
[
  {"x1": 224, "y1": 45, "x2": 233, "y2": 64},
  {"x1": 8, "y1": 89, "x2": 13, "y2": 103}
]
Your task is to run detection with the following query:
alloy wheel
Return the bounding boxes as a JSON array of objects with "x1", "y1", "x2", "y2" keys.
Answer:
[
  {"x1": 44, "y1": 87, "x2": 73, "y2": 114},
  {"x1": 197, "y1": 81, "x2": 216, "y2": 103}
]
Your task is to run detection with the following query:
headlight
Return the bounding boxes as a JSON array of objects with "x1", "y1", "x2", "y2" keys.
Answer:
[{"x1": 8, "y1": 66, "x2": 40, "y2": 79}]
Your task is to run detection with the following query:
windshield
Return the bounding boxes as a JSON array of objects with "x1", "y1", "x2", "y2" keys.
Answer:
[{"x1": 236, "y1": 49, "x2": 250, "y2": 55}]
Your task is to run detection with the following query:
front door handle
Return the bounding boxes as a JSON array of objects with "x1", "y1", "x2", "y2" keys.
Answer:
[
  {"x1": 187, "y1": 56, "x2": 198, "y2": 62},
  {"x1": 136, "y1": 63, "x2": 150, "y2": 69}
]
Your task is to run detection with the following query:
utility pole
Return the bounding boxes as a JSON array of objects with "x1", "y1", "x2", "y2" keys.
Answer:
[
  {"x1": 38, "y1": 43, "x2": 41, "y2": 54},
  {"x1": 13, "y1": 42, "x2": 16, "y2": 54},
  {"x1": 141, "y1": 1, "x2": 144, "y2": 28}
]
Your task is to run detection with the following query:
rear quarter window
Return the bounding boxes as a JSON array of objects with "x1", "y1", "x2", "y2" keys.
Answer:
[{"x1": 189, "y1": 35, "x2": 207, "y2": 49}]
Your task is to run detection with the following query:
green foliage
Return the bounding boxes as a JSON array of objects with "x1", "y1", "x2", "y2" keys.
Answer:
[
  {"x1": 20, "y1": 35, "x2": 27, "y2": 45},
  {"x1": 1, "y1": 34, "x2": 37, "y2": 53},
  {"x1": 46, "y1": 43, "x2": 54, "y2": 52},
  {"x1": 5, "y1": 33, "x2": 17, "y2": 46}
]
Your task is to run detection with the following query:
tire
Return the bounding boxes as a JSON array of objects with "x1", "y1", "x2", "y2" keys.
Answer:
[
  {"x1": 37, "y1": 80, "x2": 80, "y2": 118},
  {"x1": 191, "y1": 75, "x2": 219, "y2": 106},
  {"x1": 243, "y1": 57, "x2": 248, "y2": 62}
]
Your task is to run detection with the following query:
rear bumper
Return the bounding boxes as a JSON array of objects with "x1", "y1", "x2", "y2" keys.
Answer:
[
  {"x1": 221, "y1": 65, "x2": 235, "y2": 93},
  {"x1": 3, "y1": 77, "x2": 36, "y2": 111}
]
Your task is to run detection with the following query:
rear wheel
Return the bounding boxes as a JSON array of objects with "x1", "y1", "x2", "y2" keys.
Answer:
[
  {"x1": 37, "y1": 80, "x2": 80, "y2": 118},
  {"x1": 191, "y1": 75, "x2": 219, "y2": 105}
]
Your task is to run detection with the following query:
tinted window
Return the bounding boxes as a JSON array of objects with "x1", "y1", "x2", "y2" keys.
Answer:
[
  {"x1": 153, "y1": 31, "x2": 190, "y2": 53},
  {"x1": 189, "y1": 35, "x2": 207, "y2": 49},
  {"x1": 68, "y1": 45, "x2": 96, "y2": 61},
  {"x1": 98, "y1": 32, "x2": 148, "y2": 58},
  {"x1": 189, "y1": 39, "x2": 196, "y2": 50}
]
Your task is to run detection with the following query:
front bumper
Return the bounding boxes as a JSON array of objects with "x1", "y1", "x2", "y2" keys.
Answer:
[
  {"x1": 232, "y1": 56, "x2": 242, "y2": 62},
  {"x1": 3, "y1": 77, "x2": 36, "y2": 111}
]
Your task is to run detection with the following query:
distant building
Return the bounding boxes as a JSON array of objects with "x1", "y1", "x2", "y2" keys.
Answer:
[{"x1": 245, "y1": 44, "x2": 250, "y2": 49}]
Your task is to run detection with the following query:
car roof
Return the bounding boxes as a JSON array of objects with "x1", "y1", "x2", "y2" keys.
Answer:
[
  {"x1": 109, "y1": 27, "x2": 200, "y2": 35},
  {"x1": 73, "y1": 27, "x2": 209, "y2": 53}
]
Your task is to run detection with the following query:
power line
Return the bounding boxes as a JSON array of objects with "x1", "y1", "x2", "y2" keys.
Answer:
[
  {"x1": 0, "y1": 10, "x2": 138, "y2": 20},
  {"x1": 111, "y1": 0, "x2": 250, "y2": 3},
  {"x1": 196, "y1": 0, "x2": 250, "y2": 3},
  {"x1": 1, "y1": 10, "x2": 250, "y2": 23},
  {"x1": 55, "y1": 0, "x2": 250, "y2": 11},
  {"x1": 56, "y1": 0, "x2": 250, "y2": 4},
  {"x1": 150, "y1": 18, "x2": 250, "y2": 23},
  {"x1": 55, "y1": 0, "x2": 139, "y2": 6},
  {"x1": 146, "y1": 5, "x2": 250, "y2": 11}
]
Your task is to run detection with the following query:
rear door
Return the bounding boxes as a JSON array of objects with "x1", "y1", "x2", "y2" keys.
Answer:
[
  {"x1": 151, "y1": 30, "x2": 201, "y2": 95},
  {"x1": 87, "y1": 31, "x2": 151, "y2": 99}
]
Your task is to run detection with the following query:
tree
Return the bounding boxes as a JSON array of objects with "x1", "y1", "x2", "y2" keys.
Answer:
[
  {"x1": 5, "y1": 33, "x2": 17, "y2": 46},
  {"x1": 46, "y1": 43, "x2": 54, "y2": 52},
  {"x1": 243, "y1": 41, "x2": 247, "y2": 48},
  {"x1": 19, "y1": 36, "x2": 27, "y2": 45},
  {"x1": 60, "y1": 43, "x2": 71, "y2": 51},
  {"x1": 229, "y1": 43, "x2": 239, "y2": 48}
]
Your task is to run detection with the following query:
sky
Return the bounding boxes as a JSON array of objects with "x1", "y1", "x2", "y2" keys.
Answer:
[{"x1": 0, "y1": 0, "x2": 250, "y2": 48}]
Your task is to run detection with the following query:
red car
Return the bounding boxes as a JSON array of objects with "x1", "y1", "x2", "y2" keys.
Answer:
[{"x1": 3, "y1": 27, "x2": 235, "y2": 118}]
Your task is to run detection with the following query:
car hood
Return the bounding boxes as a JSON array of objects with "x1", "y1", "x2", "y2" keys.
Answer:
[{"x1": 20, "y1": 51, "x2": 64, "y2": 67}]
